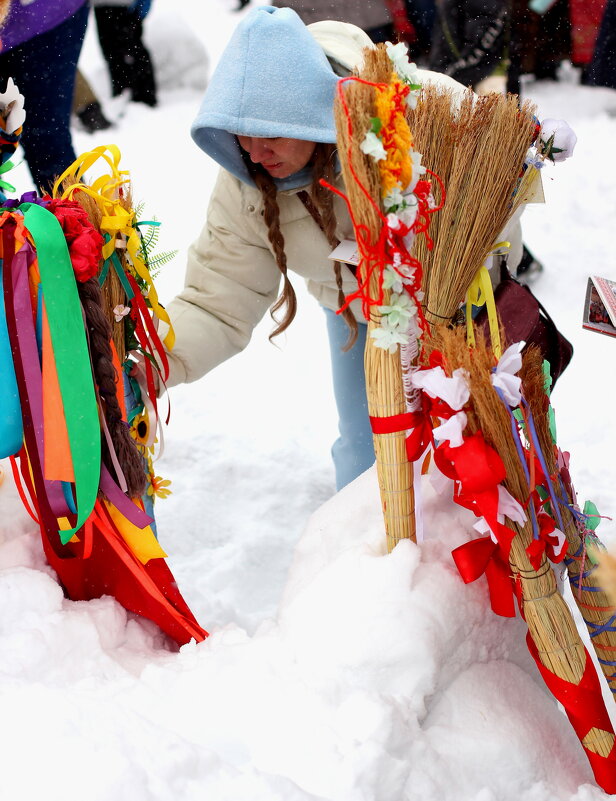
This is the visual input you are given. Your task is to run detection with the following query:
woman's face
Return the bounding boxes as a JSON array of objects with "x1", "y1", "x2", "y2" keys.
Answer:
[{"x1": 237, "y1": 136, "x2": 317, "y2": 179}]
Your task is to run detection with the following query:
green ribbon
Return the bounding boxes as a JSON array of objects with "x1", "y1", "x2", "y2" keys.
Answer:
[
  {"x1": 135, "y1": 220, "x2": 160, "y2": 228},
  {"x1": 98, "y1": 233, "x2": 135, "y2": 299},
  {"x1": 0, "y1": 159, "x2": 17, "y2": 193},
  {"x1": 541, "y1": 360, "x2": 557, "y2": 442},
  {"x1": 21, "y1": 202, "x2": 101, "y2": 543},
  {"x1": 583, "y1": 500, "x2": 601, "y2": 533}
]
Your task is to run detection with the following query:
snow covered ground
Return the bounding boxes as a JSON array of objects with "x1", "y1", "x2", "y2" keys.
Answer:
[{"x1": 1, "y1": 1, "x2": 616, "y2": 799}]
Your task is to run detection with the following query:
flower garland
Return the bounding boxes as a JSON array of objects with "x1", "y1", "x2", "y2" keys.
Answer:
[{"x1": 344, "y1": 42, "x2": 439, "y2": 354}]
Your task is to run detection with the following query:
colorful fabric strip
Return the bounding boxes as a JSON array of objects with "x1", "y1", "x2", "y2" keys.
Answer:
[{"x1": 20, "y1": 202, "x2": 101, "y2": 542}]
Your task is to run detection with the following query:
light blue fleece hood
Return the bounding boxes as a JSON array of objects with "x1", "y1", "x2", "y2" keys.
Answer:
[{"x1": 191, "y1": 6, "x2": 340, "y2": 190}]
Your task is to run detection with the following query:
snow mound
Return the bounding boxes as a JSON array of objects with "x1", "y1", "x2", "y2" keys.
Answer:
[
  {"x1": 145, "y1": 9, "x2": 209, "y2": 92},
  {"x1": 0, "y1": 461, "x2": 604, "y2": 799}
]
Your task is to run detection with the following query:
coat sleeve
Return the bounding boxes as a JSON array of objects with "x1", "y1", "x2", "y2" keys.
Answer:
[{"x1": 164, "y1": 172, "x2": 282, "y2": 387}]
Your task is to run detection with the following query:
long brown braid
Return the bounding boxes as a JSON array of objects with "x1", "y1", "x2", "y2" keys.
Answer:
[
  {"x1": 251, "y1": 166, "x2": 297, "y2": 341},
  {"x1": 244, "y1": 142, "x2": 358, "y2": 347},
  {"x1": 77, "y1": 277, "x2": 147, "y2": 499},
  {"x1": 309, "y1": 143, "x2": 358, "y2": 350}
]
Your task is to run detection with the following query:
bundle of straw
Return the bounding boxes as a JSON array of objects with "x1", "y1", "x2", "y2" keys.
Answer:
[
  {"x1": 407, "y1": 85, "x2": 538, "y2": 325},
  {"x1": 333, "y1": 46, "x2": 415, "y2": 551},
  {"x1": 432, "y1": 327, "x2": 614, "y2": 763},
  {"x1": 521, "y1": 348, "x2": 616, "y2": 698}
]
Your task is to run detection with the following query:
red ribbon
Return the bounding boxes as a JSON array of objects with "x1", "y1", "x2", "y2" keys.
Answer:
[
  {"x1": 435, "y1": 432, "x2": 520, "y2": 616},
  {"x1": 126, "y1": 272, "x2": 169, "y2": 384},
  {"x1": 525, "y1": 511, "x2": 568, "y2": 570},
  {"x1": 527, "y1": 635, "x2": 616, "y2": 794},
  {"x1": 452, "y1": 536, "x2": 516, "y2": 617},
  {"x1": 369, "y1": 410, "x2": 433, "y2": 462},
  {"x1": 440, "y1": 433, "x2": 507, "y2": 494}
]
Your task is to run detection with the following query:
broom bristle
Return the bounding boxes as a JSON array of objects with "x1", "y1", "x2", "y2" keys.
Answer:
[
  {"x1": 432, "y1": 327, "x2": 590, "y2": 689},
  {"x1": 334, "y1": 43, "x2": 417, "y2": 550},
  {"x1": 407, "y1": 86, "x2": 537, "y2": 323}
]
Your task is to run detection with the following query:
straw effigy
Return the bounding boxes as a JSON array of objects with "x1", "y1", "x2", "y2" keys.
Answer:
[
  {"x1": 521, "y1": 348, "x2": 616, "y2": 700},
  {"x1": 406, "y1": 84, "x2": 538, "y2": 327},
  {"x1": 431, "y1": 326, "x2": 614, "y2": 761},
  {"x1": 333, "y1": 45, "x2": 417, "y2": 551}
]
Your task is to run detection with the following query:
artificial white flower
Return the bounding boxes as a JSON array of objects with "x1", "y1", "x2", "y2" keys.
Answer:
[
  {"x1": 387, "y1": 210, "x2": 417, "y2": 248},
  {"x1": 382, "y1": 265, "x2": 405, "y2": 294},
  {"x1": 385, "y1": 41, "x2": 409, "y2": 65},
  {"x1": 385, "y1": 41, "x2": 421, "y2": 88},
  {"x1": 408, "y1": 151, "x2": 427, "y2": 192},
  {"x1": 0, "y1": 78, "x2": 26, "y2": 134},
  {"x1": 360, "y1": 131, "x2": 386, "y2": 161},
  {"x1": 382, "y1": 263, "x2": 418, "y2": 295},
  {"x1": 370, "y1": 324, "x2": 410, "y2": 353},
  {"x1": 383, "y1": 185, "x2": 404, "y2": 211},
  {"x1": 113, "y1": 304, "x2": 131, "y2": 323},
  {"x1": 405, "y1": 89, "x2": 421, "y2": 111},
  {"x1": 491, "y1": 341, "x2": 525, "y2": 407},
  {"x1": 398, "y1": 197, "x2": 418, "y2": 228},
  {"x1": 386, "y1": 212, "x2": 403, "y2": 232},
  {"x1": 378, "y1": 292, "x2": 416, "y2": 328},
  {"x1": 539, "y1": 118, "x2": 577, "y2": 162}
]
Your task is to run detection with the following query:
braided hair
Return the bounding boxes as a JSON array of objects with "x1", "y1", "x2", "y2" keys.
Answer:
[
  {"x1": 245, "y1": 141, "x2": 358, "y2": 349},
  {"x1": 77, "y1": 277, "x2": 147, "y2": 499}
]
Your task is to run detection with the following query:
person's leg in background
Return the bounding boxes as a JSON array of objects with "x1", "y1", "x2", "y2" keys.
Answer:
[
  {"x1": 94, "y1": 5, "x2": 157, "y2": 106},
  {"x1": 0, "y1": 4, "x2": 89, "y2": 192},
  {"x1": 586, "y1": 0, "x2": 616, "y2": 88},
  {"x1": 404, "y1": 0, "x2": 436, "y2": 61},
  {"x1": 73, "y1": 68, "x2": 113, "y2": 133},
  {"x1": 324, "y1": 307, "x2": 375, "y2": 491}
]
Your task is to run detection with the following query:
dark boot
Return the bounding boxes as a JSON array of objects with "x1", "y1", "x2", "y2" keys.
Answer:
[
  {"x1": 516, "y1": 245, "x2": 544, "y2": 284},
  {"x1": 76, "y1": 101, "x2": 113, "y2": 133}
]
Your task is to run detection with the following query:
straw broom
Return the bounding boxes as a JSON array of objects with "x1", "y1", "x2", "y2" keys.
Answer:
[
  {"x1": 333, "y1": 46, "x2": 416, "y2": 551},
  {"x1": 406, "y1": 85, "x2": 538, "y2": 325},
  {"x1": 432, "y1": 326, "x2": 614, "y2": 760},
  {"x1": 521, "y1": 347, "x2": 616, "y2": 699}
]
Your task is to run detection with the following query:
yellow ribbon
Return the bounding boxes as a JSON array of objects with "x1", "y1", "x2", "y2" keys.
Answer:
[
  {"x1": 52, "y1": 146, "x2": 175, "y2": 351},
  {"x1": 465, "y1": 248, "x2": 512, "y2": 362}
]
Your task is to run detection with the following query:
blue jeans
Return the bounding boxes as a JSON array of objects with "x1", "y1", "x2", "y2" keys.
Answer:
[
  {"x1": 0, "y1": 4, "x2": 89, "y2": 191},
  {"x1": 324, "y1": 308, "x2": 375, "y2": 490}
]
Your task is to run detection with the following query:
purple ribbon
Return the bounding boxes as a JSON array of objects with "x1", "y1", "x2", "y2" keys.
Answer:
[{"x1": 10, "y1": 240, "x2": 70, "y2": 519}]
